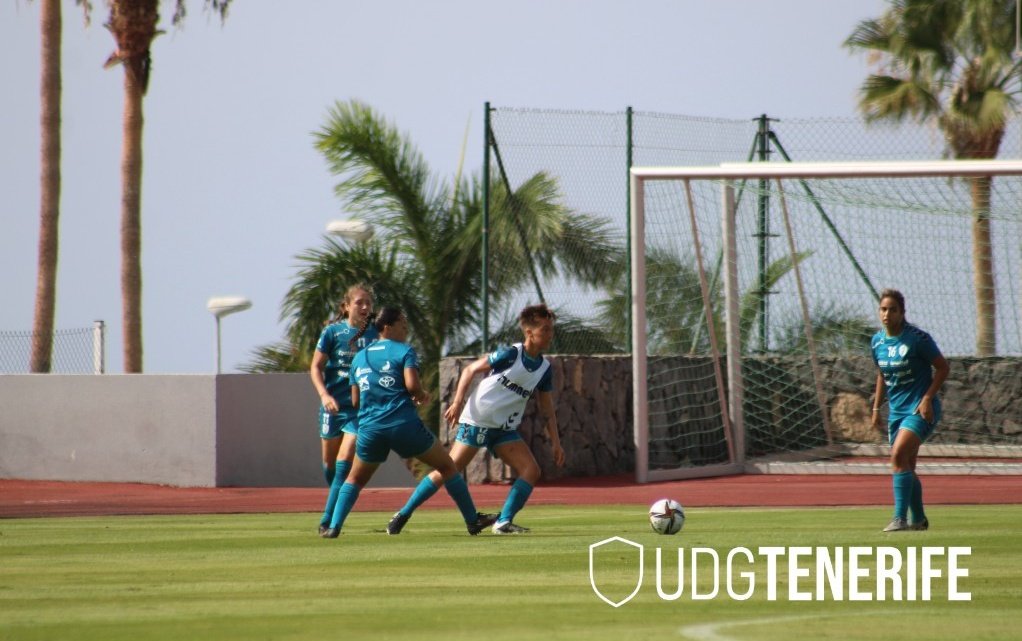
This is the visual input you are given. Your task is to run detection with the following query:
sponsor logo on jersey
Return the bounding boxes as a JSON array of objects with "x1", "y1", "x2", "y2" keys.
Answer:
[
  {"x1": 498, "y1": 373, "x2": 532, "y2": 399},
  {"x1": 379, "y1": 375, "x2": 396, "y2": 388}
]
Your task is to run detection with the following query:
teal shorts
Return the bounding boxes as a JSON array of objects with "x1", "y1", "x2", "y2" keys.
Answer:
[
  {"x1": 889, "y1": 412, "x2": 939, "y2": 446},
  {"x1": 455, "y1": 423, "x2": 523, "y2": 457},
  {"x1": 356, "y1": 420, "x2": 436, "y2": 464},
  {"x1": 319, "y1": 406, "x2": 358, "y2": 439}
]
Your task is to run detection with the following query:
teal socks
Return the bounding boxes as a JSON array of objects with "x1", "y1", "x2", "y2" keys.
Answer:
[
  {"x1": 910, "y1": 472, "x2": 926, "y2": 523},
  {"x1": 443, "y1": 474, "x2": 479, "y2": 523},
  {"x1": 328, "y1": 482, "x2": 362, "y2": 530},
  {"x1": 892, "y1": 470, "x2": 913, "y2": 520},
  {"x1": 320, "y1": 460, "x2": 352, "y2": 527},
  {"x1": 498, "y1": 478, "x2": 534, "y2": 524},
  {"x1": 399, "y1": 476, "x2": 441, "y2": 518}
]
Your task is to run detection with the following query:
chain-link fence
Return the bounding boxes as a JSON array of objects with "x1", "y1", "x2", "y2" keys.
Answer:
[
  {"x1": 0, "y1": 321, "x2": 106, "y2": 374},
  {"x1": 484, "y1": 108, "x2": 1022, "y2": 357}
]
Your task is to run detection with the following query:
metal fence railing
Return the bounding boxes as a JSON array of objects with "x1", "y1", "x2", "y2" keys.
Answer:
[
  {"x1": 483, "y1": 108, "x2": 1022, "y2": 357},
  {"x1": 0, "y1": 321, "x2": 106, "y2": 374}
]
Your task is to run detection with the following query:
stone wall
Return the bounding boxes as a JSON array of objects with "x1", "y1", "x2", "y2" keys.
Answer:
[
  {"x1": 439, "y1": 356, "x2": 634, "y2": 483},
  {"x1": 439, "y1": 355, "x2": 1022, "y2": 483}
]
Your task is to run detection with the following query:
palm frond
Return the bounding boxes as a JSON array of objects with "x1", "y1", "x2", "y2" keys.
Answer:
[
  {"x1": 450, "y1": 311, "x2": 621, "y2": 356},
  {"x1": 241, "y1": 341, "x2": 309, "y2": 373},
  {"x1": 772, "y1": 304, "x2": 875, "y2": 356}
]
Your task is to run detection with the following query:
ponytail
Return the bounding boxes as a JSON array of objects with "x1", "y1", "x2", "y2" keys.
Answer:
[{"x1": 348, "y1": 311, "x2": 376, "y2": 350}]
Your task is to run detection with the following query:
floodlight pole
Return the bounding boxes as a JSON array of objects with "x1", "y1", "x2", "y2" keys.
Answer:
[
  {"x1": 214, "y1": 316, "x2": 223, "y2": 374},
  {"x1": 207, "y1": 297, "x2": 252, "y2": 374}
]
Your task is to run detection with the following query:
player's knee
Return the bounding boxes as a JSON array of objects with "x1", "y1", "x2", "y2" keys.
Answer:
[
  {"x1": 519, "y1": 462, "x2": 541, "y2": 484},
  {"x1": 434, "y1": 459, "x2": 459, "y2": 480},
  {"x1": 890, "y1": 449, "x2": 914, "y2": 472}
]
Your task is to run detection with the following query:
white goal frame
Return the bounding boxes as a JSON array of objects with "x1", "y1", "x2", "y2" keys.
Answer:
[{"x1": 630, "y1": 160, "x2": 1022, "y2": 483}]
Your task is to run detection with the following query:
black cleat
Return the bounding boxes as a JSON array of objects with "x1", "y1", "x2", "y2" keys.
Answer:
[
  {"x1": 387, "y1": 511, "x2": 411, "y2": 535},
  {"x1": 318, "y1": 524, "x2": 330, "y2": 536},
  {"x1": 466, "y1": 512, "x2": 500, "y2": 535},
  {"x1": 321, "y1": 527, "x2": 340, "y2": 539}
]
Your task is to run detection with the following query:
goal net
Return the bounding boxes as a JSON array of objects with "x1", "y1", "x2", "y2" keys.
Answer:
[{"x1": 630, "y1": 160, "x2": 1022, "y2": 482}]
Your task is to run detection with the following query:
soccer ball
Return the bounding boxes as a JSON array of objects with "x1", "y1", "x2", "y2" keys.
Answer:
[{"x1": 648, "y1": 498, "x2": 685, "y2": 535}]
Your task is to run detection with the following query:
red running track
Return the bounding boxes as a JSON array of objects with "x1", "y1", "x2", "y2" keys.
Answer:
[{"x1": 2, "y1": 474, "x2": 1020, "y2": 518}]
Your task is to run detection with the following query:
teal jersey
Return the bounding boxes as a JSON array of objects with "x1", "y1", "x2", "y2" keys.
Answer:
[
  {"x1": 870, "y1": 323, "x2": 943, "y2": 420},
  {"x1": 351, "y1": 339, "x2": 421, "y2": 430},
  {"x1": 316, "y1": 321, "x2": 380, "y2": 405}
]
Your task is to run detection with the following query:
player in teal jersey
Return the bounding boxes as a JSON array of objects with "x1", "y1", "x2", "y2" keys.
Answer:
[
  {"x1": 321, "y1": 307, "x2": 496, "y2": 538},
  {"x1": 870, "y1": 289, "x2": 950, "y2": 532},
  {"x1": 388, "y1": 304, "x2": 564, "y2": 536},
  {"x1": 311, "y1": 284, "x2": 379, "y2": 534}
]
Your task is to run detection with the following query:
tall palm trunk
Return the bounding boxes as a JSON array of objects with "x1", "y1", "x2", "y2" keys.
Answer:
[
  {"x1": 120, "y1": 65, "x2": 145, "y2": 372},
  {"x1": 107, "y1": 0, "x2": 159, "y2": 373},
  {"x1": 30, "y1": 0, "x2": 62, "y2": 373},
  {"x1": 952, "y1": 123, "x2": 1003, "y2": 357},
  {"x1": 970, "y1": 175, "x2": 996, "y2": 355}
]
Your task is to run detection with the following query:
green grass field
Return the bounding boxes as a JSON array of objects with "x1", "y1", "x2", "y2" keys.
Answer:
[{"x1": 2, "y1": 505, "x2": 1020, "y2": 641}]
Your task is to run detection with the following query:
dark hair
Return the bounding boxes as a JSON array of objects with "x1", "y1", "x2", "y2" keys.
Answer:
[
  {"x1": 519, "y1": 303, "x2": 556, "y2": 329},
  {"x1": 374, "y1": 307, "x2": 405, "y2": 332},
  {"x1": 879, "y1": 288, "x2": 905, "y2": 313},
  {"x1": 348, "y1": 310, "x2": 377, "y2": 350}
]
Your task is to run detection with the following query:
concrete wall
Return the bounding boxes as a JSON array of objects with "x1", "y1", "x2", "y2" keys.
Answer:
[{"x1": 0, "y1": 374, "x2": 416, "y2": 488}]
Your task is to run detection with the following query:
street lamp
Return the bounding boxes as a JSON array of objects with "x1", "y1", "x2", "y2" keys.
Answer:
[
  {"x1": 326, "y1": 218, "x2": 374, "y2": 243},
  {"x1": 207, "y1": 296, "x2": 252, "y2": 374}
]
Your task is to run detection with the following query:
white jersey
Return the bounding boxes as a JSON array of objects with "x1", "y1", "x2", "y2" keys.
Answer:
[{"x1": 460, "y1": 343, "x2": 551, "y2": 431}]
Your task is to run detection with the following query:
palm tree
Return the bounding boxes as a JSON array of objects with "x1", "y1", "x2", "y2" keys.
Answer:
[
  {"x1": 845, "y1": 0, "x2": 1021, "y2": 355},
  {"x1": 101, "y1": 0, "x2": 230, "y2": 372},
  {"x1": 246, "y1": 101, "x2": 623, "y2": 421},
  {"x1": 29, "y1": 0, "x2": 64, "y2": 373},
  {"x1": 597, "y1": 246, "x2": 813, "y2": 355}
]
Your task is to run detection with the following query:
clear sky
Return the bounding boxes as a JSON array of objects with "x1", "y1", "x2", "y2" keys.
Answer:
[{"x1": 1, "y1": 0, "x2": 886, "y2": 373}]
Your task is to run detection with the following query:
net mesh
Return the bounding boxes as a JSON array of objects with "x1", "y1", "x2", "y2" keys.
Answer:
[
  {"x1": 0, "y1": 326, "x2": 102, "y2": 374},
  {"x1": 639, "y1": 169, "x2": 1022, "y2": 476},
  {"x1": 487, "y1": 109, "x2": 1022, "y2": 357}
]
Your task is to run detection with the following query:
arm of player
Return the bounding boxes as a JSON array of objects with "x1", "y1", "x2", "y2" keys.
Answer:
[
  {"x1": 915, "y1": 355, "x2": 950, "y2": 423},
  {"x1": 404, "y1": 367, "x2": 431, "y2": 406},
  {"x1": 443, "y1": 355, "x2": 492, "y2": 424},
  {"x1": 311, "y1": 350, "x2": 338, "y2": 414},
  {"x1": 871, "y1": 371, "x2": 885, "y2": 433},
  {"x1": 537, "y1": 391, "x2": 564, "y2": 467},
  {"x1": 351, "y1": 383, "x2": 359, "y2": 410}
]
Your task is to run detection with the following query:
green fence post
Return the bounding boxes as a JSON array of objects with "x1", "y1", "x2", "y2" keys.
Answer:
[
  {"x1": 482, "y1": 102, "x2": 491, "y2": 352},
  {"x1": 626, "y1": 106, "x2": 634, "y2": 353}
]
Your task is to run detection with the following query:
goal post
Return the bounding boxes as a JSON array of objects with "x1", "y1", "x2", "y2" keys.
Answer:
[{"x1": 631, "y1": 160, "x2": 1022, "y2": 482}]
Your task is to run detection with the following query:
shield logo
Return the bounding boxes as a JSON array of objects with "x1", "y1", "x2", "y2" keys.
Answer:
[{"x1": 589, "y1": 536, "x2": 644, "y2": 608}]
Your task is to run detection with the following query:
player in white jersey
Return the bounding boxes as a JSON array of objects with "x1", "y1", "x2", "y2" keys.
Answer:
[{"x1": 387, "y1": 304, "x2": 564, "y2": 535}]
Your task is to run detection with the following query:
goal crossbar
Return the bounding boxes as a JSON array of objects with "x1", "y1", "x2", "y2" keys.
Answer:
[{"x1": 630, "y1": 159, "x2": 1022, "y2": 483}]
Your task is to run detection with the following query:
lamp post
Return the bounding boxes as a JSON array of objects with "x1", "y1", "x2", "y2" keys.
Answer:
[
  {"x1": 206, "y1": 296, "x2": 252, "y2": 374},
  {"x1": 326, "y1": 218, "x2": 374, "y2": 243}
]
